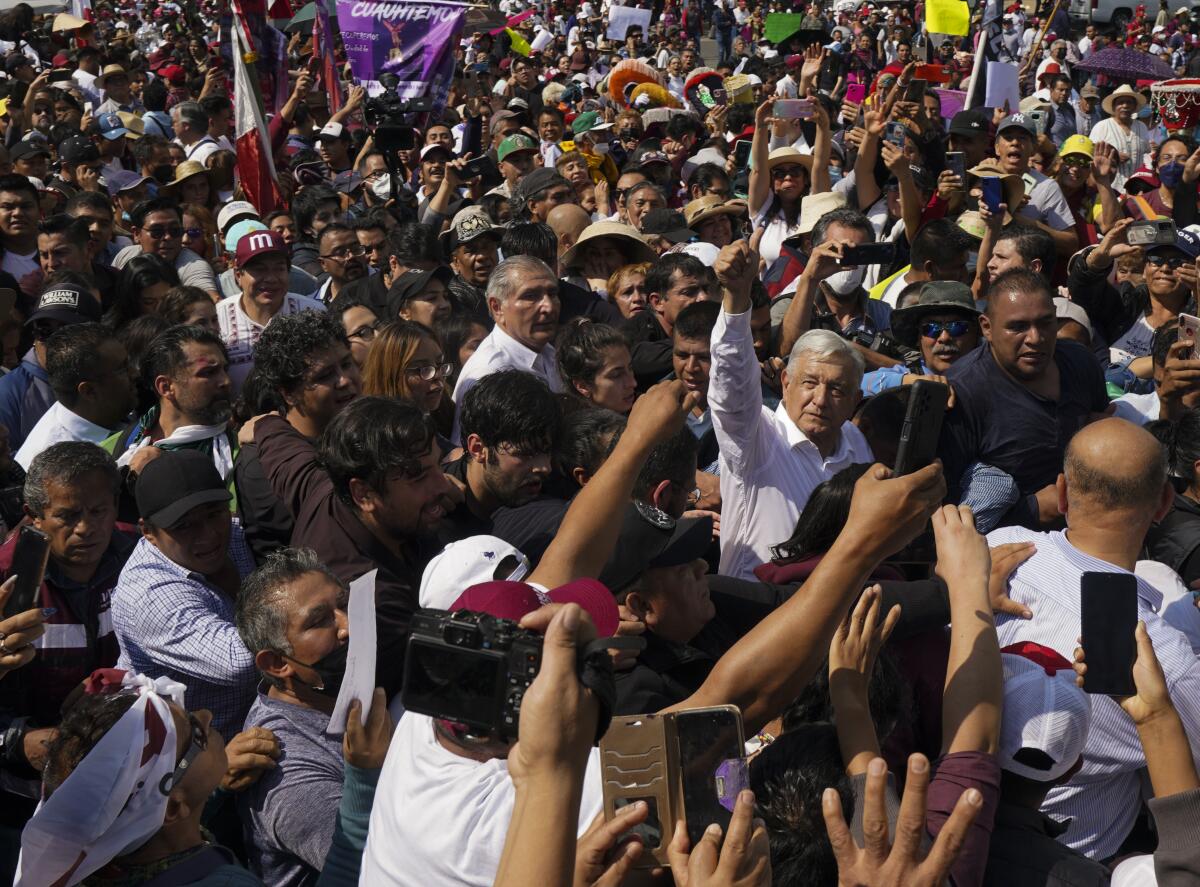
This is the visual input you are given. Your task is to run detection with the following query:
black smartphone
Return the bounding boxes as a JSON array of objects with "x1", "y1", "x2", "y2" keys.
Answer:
[
  {"x1": 892, "y1": 380, "x2": 950, "y2": 476},
  {"x1": 1080, "y1": 572, "x2": 1138, "y2": 696},
  {"x1": 461, "y1": 155, "x2": 498, "y2": 180},
  {"x1": 981, "y1": 177, "x2": 1003, "y2": 215},
  {"x1": 904, "y1": 78, "x2": 926, "y2": 103},
  {"x1": 375, "y1": 123, "x2": 415, "y2": 154},
  {"x1": 946, "y1": 151, "x2": 966, "y2": 180},
  {"x1": 840, "y1": 241, "x2": 896, "y2": 267},
  {"x1": 3, "y1": 525, "x2": 49, "y2": 617},
  {"x1": 676, "y1": 706, "x2": 745, "y2": 848},
  {"x1": 733, "y1": 139, "x2": 752, "y2": 168},
  {"x1": 48, "y1": 69, "x2": 72, "y2": 83}
]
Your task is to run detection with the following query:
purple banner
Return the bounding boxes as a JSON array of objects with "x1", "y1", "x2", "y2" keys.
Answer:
[{"x1": 335, "y1": 0, "x2": 467, "y2": 109}]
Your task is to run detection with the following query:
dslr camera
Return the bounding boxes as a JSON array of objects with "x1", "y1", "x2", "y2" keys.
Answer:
[{"x1": 400, "y1": 609, "x2": 546, "y2": 743}]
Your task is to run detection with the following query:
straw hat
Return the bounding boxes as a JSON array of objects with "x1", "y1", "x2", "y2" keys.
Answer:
[
  {"x1": 1102, "y1": 83, "x2": 1147, "y2": 116},
  {"x1": 51, "y1": 12, "x2": 87, "y2": 32},
  {"x1": 794, "y1": 190, "x2": 848, "y2": 237},
  {"x1": 96, "y1": 64, "x2": 128, "y2": 90},
  {"x1": 766, "y1": 146, "x2": 814, "y2": 172},
  {"x1": 560, "y1": 221, "x2": 657, "y2": 270},
  {"x1": 161, "y1": 160, "x2": 209, "y2": 192},
  {"x1": 967, "y1": 158, "x2": 1025, "y2": 212},
  {"x1": 684, "y1": 194, "x2": 748, "y2": 228},
  {"x1": 117, "y1": 111, "x2": 144, "y2": 139}
]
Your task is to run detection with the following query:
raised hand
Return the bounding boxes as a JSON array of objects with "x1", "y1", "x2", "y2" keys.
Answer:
[
  {"x1": 1092, "y1": 141, "x2": 1118, "y2": 188},
  {"x1": 343, "y1": 688, "x2": 394, "y2": 770},
  {"x1": 667, "y1": 789, "x2": 772, "y2": 887}
]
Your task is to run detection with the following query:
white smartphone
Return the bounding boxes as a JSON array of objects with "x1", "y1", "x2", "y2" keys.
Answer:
[{"x1": 1179, "y1": 312, "x2": 1200, "y2": 361}]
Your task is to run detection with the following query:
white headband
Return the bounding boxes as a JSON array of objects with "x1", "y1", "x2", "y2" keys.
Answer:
[{"x1": 16, "y1": 672, "x2": 188, "y2": 887}]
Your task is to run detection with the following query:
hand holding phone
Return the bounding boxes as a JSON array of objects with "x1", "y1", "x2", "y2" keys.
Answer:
[
  {"x1": 893, "y1": 380, "x2": 950, "y2": 476},
  {"x1": 1079, "y1": 572, "x2": 1138, "y2": 697},
  {"x1": 980, "y1": 177, "x2": 1004, "y2": 216},
  {"x1": 3, "y1": 526, "x2": 49, "y2": 618},
  {"x1": 946, "y1": 151, "x2": 966, "y2": 180}
]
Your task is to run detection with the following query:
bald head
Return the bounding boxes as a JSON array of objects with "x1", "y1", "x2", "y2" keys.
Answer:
[
  {"x1": 547, "y1": 203, "x2": 592, "y2": 259},
  {"x1": 1064, "y1": 418, "x2": 1168, "y2": 513}
]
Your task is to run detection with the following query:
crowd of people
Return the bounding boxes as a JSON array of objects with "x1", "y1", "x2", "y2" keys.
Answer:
[{"x1": 0, "y1": 0, "x2": 1197, "y2": 884}]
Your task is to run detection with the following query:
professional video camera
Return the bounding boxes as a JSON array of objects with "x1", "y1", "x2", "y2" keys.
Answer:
[{"x1": 400, "y1": 608, "x2": 636, "y2": 743}]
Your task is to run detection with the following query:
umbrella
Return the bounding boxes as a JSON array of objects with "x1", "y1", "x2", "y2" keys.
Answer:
[
  {"x1": 285, "y1": 0, "x2": 336, "y2": 31},
  {"x1": 1075, "y1": 45, "x2": 1176, "y2": 82}
]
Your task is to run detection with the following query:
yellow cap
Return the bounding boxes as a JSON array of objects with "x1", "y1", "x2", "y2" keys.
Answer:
[{"x1": 1059, "y1": 134, "x2": 1094, "y2": 159}]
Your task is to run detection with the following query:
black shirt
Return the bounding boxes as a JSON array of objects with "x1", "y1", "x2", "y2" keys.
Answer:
[{"x1": 623, "y1": 308, "x2": 672, "y2": 392}]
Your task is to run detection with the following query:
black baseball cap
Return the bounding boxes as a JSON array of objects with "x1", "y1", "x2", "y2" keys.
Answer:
[
  {"x1": 135, "y1": 450, "x2": 231, "y2": 529},
  {"x1": 598, "y1": 501, "x2": 713, "y2": 592},
  {"x1": 59, "y1": 135, "x2": 100, "y2": 165},
  {"x1": 11, "y1": 140, "x2": 50, "y2": 161},
  {"x1": 949, "y1": 109, "x2": 990, "y2": 138},
  {"x1": 640, "y1": 208, "x2": 697, "y2": 244},
  {"x1": 26, "y1": 283, "x2": 102, "y2": 326}
]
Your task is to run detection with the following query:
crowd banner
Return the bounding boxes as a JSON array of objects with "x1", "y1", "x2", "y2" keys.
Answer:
[
  {"x1": 335, "y1": 0, "x2": 468, "y2": 106},
  {"x1": 607, "y1": 6, "x2": 652, "y2": 41},
  {"x1": 965, "y1": 0, "x2": 1004, "y2": 108}
]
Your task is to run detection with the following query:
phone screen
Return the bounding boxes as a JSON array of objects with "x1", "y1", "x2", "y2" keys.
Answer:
[
  {"x1": 734, "y1": 139, "x2": 752, "y2": 168},
  {"x1": 676, "y1": 707, "x2": 745, "y2": 848},
  {"x1": 981, "y1": 177, "x2": 1003, "y2": 215},
  {"x1": 1079, "y1": 572, "x2": 1138, "y2": 696},
  {"x1": 841, "y1": 242, "x2": 897, "y2": 267},
  {"x1": 904, "y1": 78, "x2": 926, "y2": 103},
  {"x1": 774, "y1": 99, "x2": 806, "y2": 119},
  {"x1": 1179, "y1": 313, "x2": 1200, "y2": 361},
  {"x1": 946, "y1": 151, "x2": 965, "y2": 180},
  {"x1": 4, "y1": 526, "x2": 49, "y2": 617}
]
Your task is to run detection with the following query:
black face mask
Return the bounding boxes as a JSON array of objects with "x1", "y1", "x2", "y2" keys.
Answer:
[
  {"x1": 286, "y1": 642, "x2": 348, "y2": 700},
  {"x1": 152, "y1": 164, "x2": 174, "y2": 185}
]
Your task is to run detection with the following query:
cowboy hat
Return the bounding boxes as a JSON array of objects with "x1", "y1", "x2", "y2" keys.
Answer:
[
  {"x1": 160, "y1": 160, "x2": 209, "y2": 192},
  {"x1": 967, "y1": 158, "x2": 1023, "y2": 216},
  {"x1": 766, "y1": 146, "x2": 814, "y2": 173},
  {"x1": 1102, "y1": 83, "x2": 1148, "y2": 116},
  {"x1": 684, "y1": 194, "x2": 748, "y2": 228},
  {"x1": 560, "y1": 221, "x2": 657, "y2": 270}
]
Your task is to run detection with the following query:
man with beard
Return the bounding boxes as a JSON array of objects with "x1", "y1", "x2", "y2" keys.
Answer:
[
  {"x1": 103, "y1": 326, "x2": 237, "y2": 506},
  {"x1": 939, "y1": 269, "x2": 1108, "y2": 529},
  {"x1": 443, "y1": 370, "x2": 562, "y2": 540},
  {"x1": 443, "y1": 207, "x2": 500, "y2": 321},
  {"x1": 315, "y1": 224, "x2": 369, "y2": 305}
]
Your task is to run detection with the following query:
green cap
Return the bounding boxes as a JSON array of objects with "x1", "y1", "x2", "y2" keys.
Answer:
[
  {"x1": 497, "y1": 133, "x2": 538, "y2": 163},
  {"x1": 571, "y1": 110, "x2": 612, "y2": 137}
]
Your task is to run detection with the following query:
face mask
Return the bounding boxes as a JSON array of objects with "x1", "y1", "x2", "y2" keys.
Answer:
[
  {"x1": 825, "y1": 264, "x2": 866, "y2": 296},
  {"x1": 1160, "y1": 161, "x2": 1185, "y2": 188},
  {"x1": 1139, "y1": 105, "x2": 1152, "y2": 119},
  {"x1": 370, "y1": 173, "x2": 393, "y2": 200},
  {"x1": 287, "y1": 641, "x2": 348, "y2": 700},
  {"x1": 152, "y1": 164, "x2": 174, "y2": 184},
  {"x1": 828, "y1": 165, "x2": 843, "y2": 185},
  {"x1": 592, "y1": 141, "x2": 609, "y2": 155}
]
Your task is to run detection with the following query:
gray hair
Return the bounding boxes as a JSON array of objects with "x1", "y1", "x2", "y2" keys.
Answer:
[
  {"x1": 786, "y1": 329, "x2": 866, "y2": 387},
  {"x1": 811, "y1": 208, "x2": 875, "y2": 248},
  {"x1": 486, "y1": 255, "x2": 557, "y2": 305},
  {"x1": 236, "y1": 547, "x2": 345, "y2": 685},
  {"x1": 172, "y1": 100, "x2": 208, "y2": 133},
  {"x1": 24, "y1": 442, "x2": 119, "y2": 518}
]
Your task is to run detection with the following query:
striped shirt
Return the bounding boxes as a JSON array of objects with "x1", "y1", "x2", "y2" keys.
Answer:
[
  {"x1": 216, "y1": 294, "x2": 325, "y2": 393},
  {"x1": 988, "y1": 526, "x2": 1200, "y2": 859},
  {"x1": 111, "y1": 525, "x2": 258, "y2": 738},
  {"x1": 710, "y1": 309, "x2": 873, "y2": 579}
]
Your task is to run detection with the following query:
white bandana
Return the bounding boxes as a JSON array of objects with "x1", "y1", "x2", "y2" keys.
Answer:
[{"x1": 16, "y1": 672, "x2": 188, "y2": 887}]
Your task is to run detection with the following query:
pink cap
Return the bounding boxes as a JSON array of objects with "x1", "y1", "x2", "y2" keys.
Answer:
[{"x1": 450, "y1": 578, "x2": 619, "y2": 637}]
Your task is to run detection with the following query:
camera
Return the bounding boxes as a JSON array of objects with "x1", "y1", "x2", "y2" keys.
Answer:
[
  {"x1": 400, "y1": 609, "x2": 546, "y2": 742},
  {"x1": 847, "y1": 327, "x2": 914, "y2": 364}
]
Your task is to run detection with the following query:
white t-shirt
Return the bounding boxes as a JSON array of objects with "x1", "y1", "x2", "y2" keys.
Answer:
[
  {"x1": 1110, "y1": 315, "x2": 1156, "y2": 361},
  {"x1": 359, "y1": 714, "x2": 603, "y2": 887},
  {"x1": 1017, "y1": 168, "x2": 1076, "y2": 232},
  {"x1": 216, "y1": 292, "x2": 325, "y2": 391},
  {"x1": 1, "y1": 249, "x2": 37, "y2": 283}
]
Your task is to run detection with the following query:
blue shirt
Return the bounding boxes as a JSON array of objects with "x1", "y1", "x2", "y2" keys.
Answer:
[
  {"x1": 0, "y1": 350, "x2": 52, "y2": 451},
  {"x1": 111, "y1": 524, "x2": 257, "y2": 737}
]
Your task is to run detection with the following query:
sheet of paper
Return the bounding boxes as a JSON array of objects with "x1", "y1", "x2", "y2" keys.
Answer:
[
  {"x1": 328, "y1": 569, "x2": 378, "y2": 733},
  {"x1": 926, "y1": 0, "x2": 969, "y2": 36},
  {"x1": 530, "y1": 29, "x2": 554, "y2": 53},
  {"x1": 984, "y1": 61, "x2": 1020, "y2": 114},
  {"x1": 606, "y1": 6, "x2": 651, "y2": 40}
]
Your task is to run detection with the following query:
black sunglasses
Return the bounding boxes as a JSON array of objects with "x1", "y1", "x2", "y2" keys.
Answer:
[{"x1": 920, "y1": 320, "x2": 973, "y2": 339}]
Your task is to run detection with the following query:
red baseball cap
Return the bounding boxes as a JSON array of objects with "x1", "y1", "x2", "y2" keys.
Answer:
[
  {"x1": 159, "y1": 64, "x2": 186, "y2": 86},
  {"x1": 450, "y1": 579, "x2": 619, "y2": 638},
  {"x1": 235, "y1": 229, "x2": 288, "y2": 267}
]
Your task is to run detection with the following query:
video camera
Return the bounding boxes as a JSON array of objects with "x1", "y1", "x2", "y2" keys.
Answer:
[{"x1": 400, "y1": 608, "x2": 635, "y2": 743}]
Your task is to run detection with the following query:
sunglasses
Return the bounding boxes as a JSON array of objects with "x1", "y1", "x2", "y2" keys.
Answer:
[
  {"x1": 145, "y1": 224, "x2": 183, "y2": 239},
  {"x1": 1060, "y1": 156, "x2": 1090, "y2": 169},
  {"x1": 920, "y1": 320, "x2": 973, "y2": 339},
  {"x1": 182, "y1": 227, "x2": 204, "y2": 239},
  {"x1": 322, "y1": 244, "x2": 366, "y2": 260},
  {"x1": 158, "y1": 712, "x2": 207, "y2": 795},
  {"x1": 405, "y1": 362, "x2": 454, "y2": 381},
  {"x1": 1146, "y1": 254, "x2": 1188, "y2": 269}
]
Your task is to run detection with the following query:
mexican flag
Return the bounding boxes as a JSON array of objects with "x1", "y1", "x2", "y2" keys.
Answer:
[{"x1": 232, "y1": 23, "x2": 281, "y2": 214}]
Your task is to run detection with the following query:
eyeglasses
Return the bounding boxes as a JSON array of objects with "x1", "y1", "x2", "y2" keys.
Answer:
[
  {"x1": 1146, "y1": 254, "x2": 1188, "y2": 269},
  {"x1": 183, "y1": 227, "x2": 204, "y2": 239},
  {"x1": 348, "y1": 321, "x2": 380, "y2": 341},
  {"x1": 158, "y1": 712, "x2": 207, "y2": 795},
  {"x1": 771, "y1": 166, "x2": 806, "y2": 181},
  {"x1": 920, "y1": 320, "x2": 973, "y2": 339},
  {"x1": 145, "y1": 224, "x2": 183, "y2": 239},
  {"x1": 322, "y1": 243, "x2": 366, "y2": 260},
  {"x1": 405, "y1": 362, "x2": 454, "y2": 381},
  {"x1": 618, "y1": 129, "x2": 642, "y2": 140}
]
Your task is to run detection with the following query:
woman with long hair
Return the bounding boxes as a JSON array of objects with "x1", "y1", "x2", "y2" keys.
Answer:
[
  {"x1": 104, "y1": 253, "x2": 180, "y2": 329},
  {"x1": 361, "y1": 320, "x2": 454, "y2": 436},
  {"x1": 158, "y1": 285, "x2": 218, "y2": 332},
  {"x1": 180, "y1": 204, "x2": 217, "y2": 262},
  {"x1": 555, "y1": 318, "x2": 637, "y2": 414}
]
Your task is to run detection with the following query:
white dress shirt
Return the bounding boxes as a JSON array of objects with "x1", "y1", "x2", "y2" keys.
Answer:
[
  {"x1": 451, "y1": 325, "x2": 563, "y2": 444},
  {"x1": 15, "y1": 400, "x2": 114, "y2": 470},
  {"x1": 989, "y1": 526, "x2": 1200, "y2": 859},
  {"x1": 710, "y1": 309, "x2": 873, "y2": 579}
]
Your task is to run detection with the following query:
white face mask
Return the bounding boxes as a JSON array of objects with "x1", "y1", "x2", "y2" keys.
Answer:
[
  {"x1": 825, "y1": 264, "x2": 866, "y2": 296},
  {"x1": 370, "y1": 174, "x2": 393, "y2": 200},
  {"x1": 592, "y1": 141, "x2": 610, "y2": 155}
]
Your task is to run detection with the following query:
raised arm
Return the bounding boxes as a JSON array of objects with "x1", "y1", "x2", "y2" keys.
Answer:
[
  {"x1": 808, "y1": 91, "x2": 833, "y2": 196},
  {"x1": 747, "y1": 98, "x2": 776, "y2": 218},
  {"x1": 777, "y1": 238, "x2": 846, "y2": 359}
]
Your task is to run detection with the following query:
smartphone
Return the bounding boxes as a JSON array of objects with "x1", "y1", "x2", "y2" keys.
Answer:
[
  {"x1": 1027, "y1": 108, "x2": 1047, "y2": 136},
  {"x1": 3, "y1": 526, "x2": 49, "y2": 618},
  {"x1": 1079, "y1": 572, "x2": 1138, "y2": 696},
  {"x1": 1178, "y1": 312, "x2": 1200, "y2": 360},
  {"x1": 946, "y1": 151, "x2": 966, "y2": 180},
  {"x1": 48, "y1": 69, "x2": 72, "y2": 83},
  {"x1": 840, "y1": 241, "x2": 897, "y2": 267},
  {"x1": 733, "y1": 138, "x2": 752, "y2": 168},
  {"x1": 903, "y1": 78, "x2": 926, "y2": 103},
  {"x1": 981, "y1": 177, "x2": 1004, "y2": 215},
  {"x1": 461, "y1": 155, "x2": 498, "y2": 180},
  {"x1": 844, "y1": 82, "x2": 867, "y2": 105},
  {"x1": 886, "y1": 121, "x2": 907, "y2": 150},
  {"x1": 774, "y1": 99, "x2": 809, "y2": 119},
  {"x1": 892, "y1": 380, "x2": 951, "y2": 476},
  {"x1": 1128, "y1": 219, "x2": 1176, "y2": 247},
  {"x1": 676, "y1": 706, "x2": 746, "y2": 848},
  {"x1": 712, "y1": 88, "x2": 728, "y2": 106}
]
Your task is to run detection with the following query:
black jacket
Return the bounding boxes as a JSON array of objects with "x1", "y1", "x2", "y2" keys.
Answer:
[{"x1": 623, "y1": 308, "x2": 672, "y2": 391}]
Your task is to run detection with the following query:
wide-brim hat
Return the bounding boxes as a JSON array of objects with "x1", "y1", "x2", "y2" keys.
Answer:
[
  {"x1": 890, "y1": 280, "x2": 982, "y2": 348},
  {"x1": 766, "y1": 146, "x2": 814, "y2": 173},
  {"x1": 1102, "y1": 83, "x2": 1147, "y2": 116},
  {"x1": 968, "y1": 158, "x2": 1025, "y2": 211},
  {"x1": 684, "y1": 194, "x2": 748, "y2": 228},
  {"x1": 161, "y1": 160, "x2": 209, "y2": 191},
  {"x1": 560, "y1": 221, "x2": 657, "y2": 270},
  {"x1": 792, "y1": 190, "x2": 848, "y2": 239},
  {"x1": 96, "y1": 64, "x2": 128, "y2": 90}
]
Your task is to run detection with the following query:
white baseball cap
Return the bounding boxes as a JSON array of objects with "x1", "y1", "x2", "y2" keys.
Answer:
[
  {"x1": 419, "y1": 536, "x2": 531, "y2": 610},
  {"x1": 216, "y1": 200, "x2": 259, "y2": 233},
  {"x1": 998, "y1": 649, "x2": 1092, "y2": 782}
]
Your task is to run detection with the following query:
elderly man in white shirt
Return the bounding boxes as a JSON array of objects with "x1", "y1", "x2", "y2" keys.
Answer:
[
  {"x1": 709, "y1": 240, "x2": 873, "y2": 580},
  {"x1": 989, "y1": 417, "x2": 1200, "y2": 861},
  {"x1": 451, "y1": 255, "x2": 563, "y2": 443}
]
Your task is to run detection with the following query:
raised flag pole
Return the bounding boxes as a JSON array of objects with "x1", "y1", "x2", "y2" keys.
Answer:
[{"x1": 230, "y1": 5, "x2": 283, "y2": 213}]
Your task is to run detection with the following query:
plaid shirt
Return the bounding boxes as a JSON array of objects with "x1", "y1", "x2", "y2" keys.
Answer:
[{"x1": 111, "y1": 524, "x2": 258, "y2": 738}]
